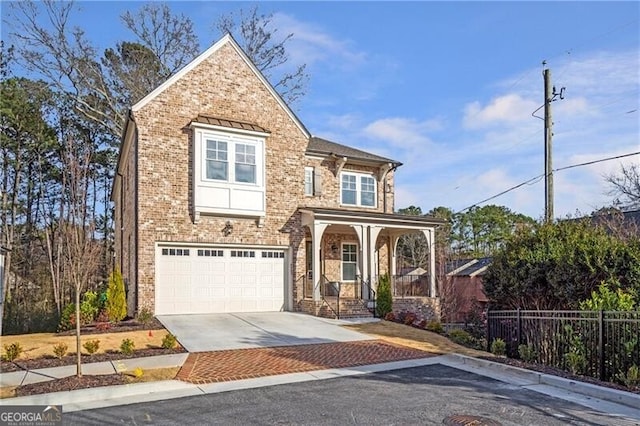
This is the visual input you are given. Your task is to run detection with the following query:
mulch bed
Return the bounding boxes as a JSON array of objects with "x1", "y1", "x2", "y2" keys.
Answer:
[
  {"x1": 1, "y1": 347, "x2": 186, "y2": 373},
  {"x1": 15, "y1": 374, "x2": 127, "y2": 397},
  {"x1": 56, "y1": 317, "x2": 166, "y2": 336},
  {"x1": 479, "y1": 355, "x2": 640, "y2": 395}
]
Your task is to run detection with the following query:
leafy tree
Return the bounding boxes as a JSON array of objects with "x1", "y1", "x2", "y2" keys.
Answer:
[
  {"x1": 579, "y1": 281, "x2": 636, "y2": 311},
  {"x1": 453, "y1": 205, "x2": 536, "y2": 257},
  {"x1": 106, "y1": 267, "x2": 127, "y2": 322},
  {"x1": 483, "y1": 219, "x2": 640, "y2": 309}
]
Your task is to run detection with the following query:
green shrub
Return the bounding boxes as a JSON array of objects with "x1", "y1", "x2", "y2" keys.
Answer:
[
  {"x1": 83, "y1": 339, "x2": 100, "y2": 355},
  {"x1": 52, "y1": 343, "x2": 68, "y2": 359},
  {"x1": 106, "y1": 268, "x2": 127, "y2": 322},
  {"x1": 136, "y1": 308, "x2": 154, "y2": 326},
  {"x1": 120, "y1": 338, "x2": 135, "y2": 355},
  {"x1": 403, "y1": 312, "x2": 417, "y2": 325},
  {"x1": 564, "y1": 351, "x2": 587, "y2": 375},
  {"x1": 490, "y1": 338, "x2": 506, "y2": 356},
  {"x1": 617, "y1": 364, "x2": 640, "y2": 390},
  {"x1": 80, "y1": 290, "x2": 101, "y2": 324},
  {"x1": 518, "y1": 343, "x2": 537, "y2": 363},
  {"x1": 426, "y1": 321, "x2": 444, "y2": 334},
  {"x1": 3, "y1": 342, "x2": 23, "y2": 362},
  {"x1": 448, "y1": 329, "x2": 472, "y2": 346},
  {"x1": 161, "y1": 333, "x2": 178, "y2": 349},
  {"x1": 58, "y1": 303, "x2": 77, "y2": 332},
  {"x1": 376, "y1": 274, "x2": 392, "y2": 318}
]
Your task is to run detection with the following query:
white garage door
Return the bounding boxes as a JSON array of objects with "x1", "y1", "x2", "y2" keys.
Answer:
[{"x1": 155, "y1": 245, "x2": 286, "y2": 315}]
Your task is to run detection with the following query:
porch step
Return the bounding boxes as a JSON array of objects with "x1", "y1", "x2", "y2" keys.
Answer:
[{"x1": 318, "y1": 298, "x2": 375, "y2": 319}]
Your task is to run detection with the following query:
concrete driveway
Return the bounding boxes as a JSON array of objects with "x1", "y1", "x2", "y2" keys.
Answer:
[{"x1": 157, "y1": 312, "x2": 374, "y2": 352}]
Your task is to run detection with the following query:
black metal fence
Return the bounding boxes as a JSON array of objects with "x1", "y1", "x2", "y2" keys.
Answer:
[
  {"x1": 392, "y1": 274, "x2": 431, "y2": 297},
  {"x1": 487, "y1": 310, "x2": 640, "y2": 382}
]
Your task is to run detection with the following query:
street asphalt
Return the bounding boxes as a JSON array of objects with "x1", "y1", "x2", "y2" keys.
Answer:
[{"x1": 63, "y1": 363, "x2": 640, "y2": 426}]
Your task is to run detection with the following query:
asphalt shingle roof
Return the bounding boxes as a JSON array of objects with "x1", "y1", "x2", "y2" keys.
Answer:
[{"x1": 307, "y1": 136, "x2": 401, "y2": 165}]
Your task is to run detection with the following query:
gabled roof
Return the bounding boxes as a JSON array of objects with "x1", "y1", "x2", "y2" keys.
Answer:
[
  {"x1": 131, "y1": 34, "x2": 309, "y2": 139},
  {"x1": 446, "y1": 257, "x2": 492, "y2": 277},
  {"x1": 307, "y1": 136, "x2": 401, "y2": 166}
]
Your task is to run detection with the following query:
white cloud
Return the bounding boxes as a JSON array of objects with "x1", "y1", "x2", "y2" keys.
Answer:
[
  {"x1": 363, "y1": 117, "x2": 441, "y2": 149},
  {"x1": 270, "y1": 13, "x2": 366, "y2": 69},
  {"x1": 463, "y1": 94, "x2": 539, "y2": 129}
]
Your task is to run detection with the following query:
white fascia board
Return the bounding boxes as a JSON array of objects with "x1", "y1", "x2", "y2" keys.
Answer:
[
  {"x1": 469, "y1": 265, "x2": 489, "y2": 277},
  {"x1": 131, "y1": 34, "x2": 309, "y2": 140}
]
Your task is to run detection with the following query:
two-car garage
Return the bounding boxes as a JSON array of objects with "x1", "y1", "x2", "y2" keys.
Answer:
[{"x1": 155, "y1": 244, "x2": 287, "y2": 315}]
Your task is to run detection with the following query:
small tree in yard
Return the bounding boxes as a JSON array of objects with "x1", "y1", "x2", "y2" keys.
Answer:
[
  {"x1": 376, "y1": 274, "x2": 392, "y2": 318},
  {"x1": 106, "y1": 267, "x2": 127, "y2": 322}
]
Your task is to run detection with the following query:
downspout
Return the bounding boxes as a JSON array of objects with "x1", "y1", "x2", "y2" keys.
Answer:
[
  {"x1": 132, "y1": 113, "x2": 139, "y2": 314},
  {"x1": 381, "y1": 163, "x2": 399, "y2": 213}
]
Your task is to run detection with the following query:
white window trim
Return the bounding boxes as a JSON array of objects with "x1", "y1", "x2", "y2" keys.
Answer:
[
  {"x1": 341, "y1": 242, "x2": 358, "y2": 282},
  {"x1": 304, "y1": 167, "x2": 314, "y2": 196},
  {"x1": 192, "y1": 125, "x2": 266, "y2": 218},
  {"x1": 340, "y1": 171, "x2": 377, "y2": 208},
  {"x1": 202, "y1": 134, "x2": 261, "y2": 186}
]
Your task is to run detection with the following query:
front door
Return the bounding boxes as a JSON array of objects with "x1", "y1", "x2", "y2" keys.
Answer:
[{"x1": 305, "y1": 240, "x2": 313, "y2": 298}]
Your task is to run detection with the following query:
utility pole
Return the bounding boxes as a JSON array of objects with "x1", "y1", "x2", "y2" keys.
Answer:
[{"x1": 544, "y1": 67, "x2": 553, "y2": 223}]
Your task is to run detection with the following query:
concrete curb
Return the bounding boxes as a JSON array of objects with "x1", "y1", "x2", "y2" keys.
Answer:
[
  {"x1": 443, "y1": 353, "x2": 640, "y2": 410},
  {"x1": 1, "y1": 380, "x2": 199, "y2": 410},
  {"x1": 0, "y1": 353, "x2": 189, "y2": 388}
]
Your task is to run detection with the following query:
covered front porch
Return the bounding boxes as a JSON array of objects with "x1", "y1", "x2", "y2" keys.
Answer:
[{"x1": 298, "y1": 208, "x2": 444, "y2": 319}]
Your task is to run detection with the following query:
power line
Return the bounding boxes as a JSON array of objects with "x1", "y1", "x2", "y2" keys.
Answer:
[{"x1": 456, "y1": 151, "x2": 640, "y2": 214}]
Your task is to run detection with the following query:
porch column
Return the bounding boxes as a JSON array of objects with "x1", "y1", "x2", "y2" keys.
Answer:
[
  {"x1": 369, "y1": 226, "x2": 383, "y2": 287},
  {"x1": 389, "y1": 233, "x2": 399, "y2": 278},
  {"x1": 353, "y1": 225, "x2": 366, "y2": 290},
  {"x1": 422, "y1": 229, "x2": 436, "y2": 297},
  {"x1": 312, "y1": 222, "x2": 328, "y2": 301}
]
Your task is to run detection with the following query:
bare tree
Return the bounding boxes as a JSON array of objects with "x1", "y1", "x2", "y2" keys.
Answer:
[
  {"x1": 60, "y1": 133, "x2": 101, "y2": 377},
  {"x1": 216, "y1": 6, "x2": 308, "y2": 105},
  {"x1": 606, "y1": 163, "x2": 640, "y2": 210}
]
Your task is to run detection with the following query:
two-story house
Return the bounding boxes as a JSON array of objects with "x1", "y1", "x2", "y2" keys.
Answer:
[{"x1": 112, "y1": 34, "x2": 443, "y2": 319}]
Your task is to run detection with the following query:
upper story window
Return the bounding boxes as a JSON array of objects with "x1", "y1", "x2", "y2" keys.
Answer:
[
  {"x1": 341, "y1": 172, "x2": 376, "y2": 207},
  {"x1": 206, "y1": 140, "x2": 228, "y2": 180},
  {"x1": 192, "y1": 123, "x2": 267, "y2": 218},
  {"x1": 235, "y1": 144, "x2": 256, "y2": 183},
  {"x1": 204, "y1": 138, "x2": 258, "y2": 184},
  {"x1": 304, "y1": 167, "x2": 314, "y2": 196}
]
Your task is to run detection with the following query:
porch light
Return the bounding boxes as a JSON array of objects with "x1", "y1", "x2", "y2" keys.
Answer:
[
  {"x1": 331, "y1": 243, "x2": 338, "y2": 253},
  {"x1": 223, "y1": 221, "x2": 233, "y2": 236}
]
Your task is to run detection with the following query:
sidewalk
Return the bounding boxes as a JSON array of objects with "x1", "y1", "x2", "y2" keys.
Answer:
[
  {"x1": 0, "y1": 353, "x2": 188, "y2": 387},
  {"x1": 1, "y1": 351, "x2": 639, "y2": 421}
]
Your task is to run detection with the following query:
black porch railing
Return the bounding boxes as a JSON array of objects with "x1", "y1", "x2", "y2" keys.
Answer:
[
  {"x1": 392, "y1": 274, "x2": 431, "y2": 297},
  {"x1": 487, "y1": 309, "x2": 640, "y2": 382}
]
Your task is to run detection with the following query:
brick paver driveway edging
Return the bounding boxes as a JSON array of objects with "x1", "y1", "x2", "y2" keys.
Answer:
[{"x1": 177, "y1": 340, "x2": 432, "y2": 384}]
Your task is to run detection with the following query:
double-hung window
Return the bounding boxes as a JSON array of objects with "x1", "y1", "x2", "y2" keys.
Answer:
[
  {"x1": 341, "y1": 172, "x2": 376, "y2": 207},
  {"x1": 235, "y1": 144, "x2": 256, "y2": 183},
  {"x1": 206, "y1": 140, "x2": 228, "y2": 180},
  {"x1": 342, "y1": 243, "x2": 357, "y2": 281},
  {"x1": 204, "y1": 138, "x2": 258, "y2": 184}
]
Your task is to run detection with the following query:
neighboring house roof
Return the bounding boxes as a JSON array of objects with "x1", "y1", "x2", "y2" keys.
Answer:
[
  {"x1": 192, "y1": 114, "x2": 270, "y2": 134},
  {"x1": 398, "y1": 267, "x2": 428, "y2": 276},
  {"x1": 307, "y1": 136, "x2": 401, "y2": 166},
  {"x1": 446, "y1": 257, "x2": 492, "y2": 277}
]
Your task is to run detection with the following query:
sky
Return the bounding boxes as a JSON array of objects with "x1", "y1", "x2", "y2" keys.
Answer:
[{"x1": 2, "y1": 1, "x2": 639, "y2": 220}]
